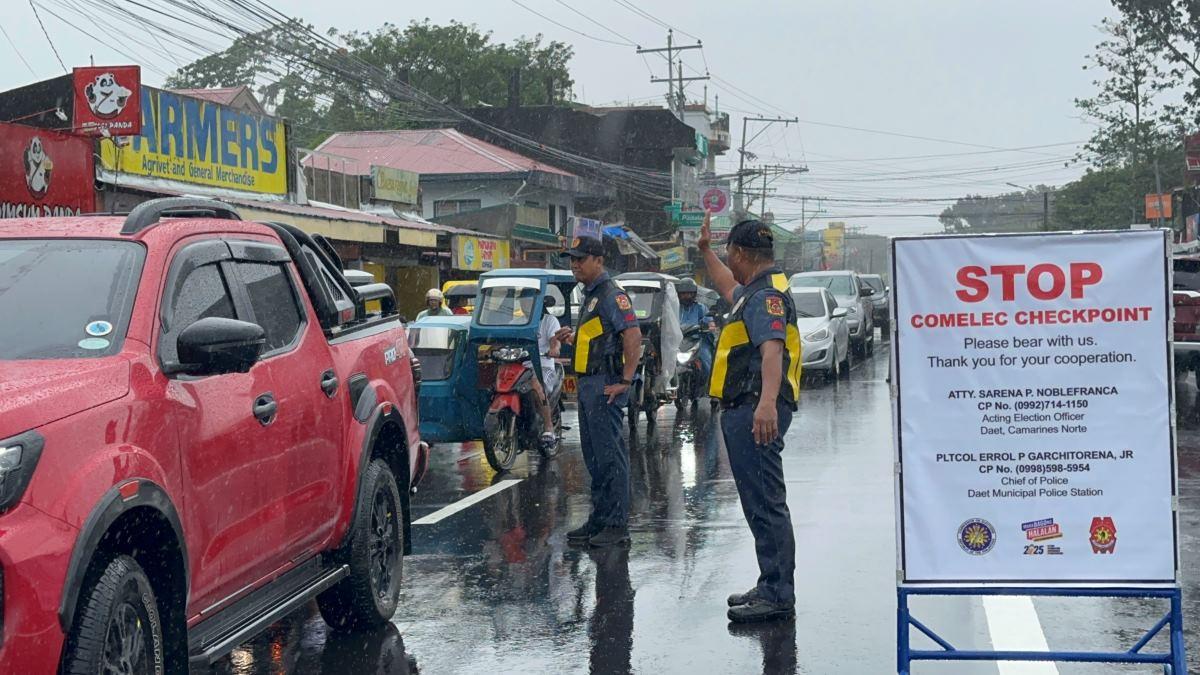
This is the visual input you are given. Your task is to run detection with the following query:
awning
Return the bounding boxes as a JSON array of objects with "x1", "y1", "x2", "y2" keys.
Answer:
[{"x1": 604, "y1": 224, "x2": 659, "y2": 260}]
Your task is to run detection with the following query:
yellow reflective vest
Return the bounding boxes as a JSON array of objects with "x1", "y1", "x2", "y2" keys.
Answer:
[{"x1": 709, "y1": 271, "x2": 802, "y2": 404}]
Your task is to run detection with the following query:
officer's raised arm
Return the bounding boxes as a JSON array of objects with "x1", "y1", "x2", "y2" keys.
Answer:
[{"x1": 698, "y1": 210, "x2": 739, "y2": 303}]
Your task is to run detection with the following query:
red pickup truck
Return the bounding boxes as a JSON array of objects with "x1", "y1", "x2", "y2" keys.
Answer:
[{"x1": 0, "y1": 198, "x2": 428, "y2": 673}]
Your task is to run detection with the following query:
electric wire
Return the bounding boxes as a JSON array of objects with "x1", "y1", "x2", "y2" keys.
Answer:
[{"x1": 29, "y1": 1, "x2": 68, "y2": 72}]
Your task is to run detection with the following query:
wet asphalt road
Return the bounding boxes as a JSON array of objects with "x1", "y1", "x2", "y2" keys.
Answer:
[{"x1": 204, "y1": 336, "x2": 1200, "y2": 674}]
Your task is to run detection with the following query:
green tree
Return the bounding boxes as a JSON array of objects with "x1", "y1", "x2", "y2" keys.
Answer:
[
  {"x1": 939, "y1": 189, "x2": 1051, "y2": 233},
  {"x1": 1111, "y1": 0, "x2": 1200, "y2": 132},
  {"x1": 165, "y1": 19, "x2": 575, "y2": 148}
]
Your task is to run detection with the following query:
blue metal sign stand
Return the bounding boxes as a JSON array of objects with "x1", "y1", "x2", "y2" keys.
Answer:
[{"x1": 897, "y1": 585, "x2": 1186, "y2": 674}]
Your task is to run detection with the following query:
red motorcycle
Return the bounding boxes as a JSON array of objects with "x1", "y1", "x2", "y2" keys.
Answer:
[{"x1": 482, "y1": 346, "x2": 564, "y2": 471}]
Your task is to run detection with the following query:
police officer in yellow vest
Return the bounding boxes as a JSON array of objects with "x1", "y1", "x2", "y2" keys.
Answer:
[
  {"x1": 555, "y1": 235, "x2": 643, "y2": 548},
  {"x1": 699, "y1": 213, "x2": 802, "y2": 623}
]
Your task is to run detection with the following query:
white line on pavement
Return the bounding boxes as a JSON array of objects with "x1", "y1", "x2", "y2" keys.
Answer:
[
  {"x1": 983, "y1": 596, "x2": 1059, "y2": 675},
  {"x1": 412, "y1": 479, "x2": 523, "y2": 526}
]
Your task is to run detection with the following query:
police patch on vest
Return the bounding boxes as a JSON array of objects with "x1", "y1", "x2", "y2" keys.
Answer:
[
  {"x1": 615, "y1": 293, "x2": 632, "y2": 310},
  {"x1": 588, "y1": 297, "x2": 598, "y2": 312},
  {"x1": 766, "y1": 295, "x2": 785, "y2": 316}
]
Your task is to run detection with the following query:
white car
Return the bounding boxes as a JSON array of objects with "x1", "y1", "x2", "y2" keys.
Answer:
[{"x1": 791, "y1": 287, "x2": 851, "y2": 379}]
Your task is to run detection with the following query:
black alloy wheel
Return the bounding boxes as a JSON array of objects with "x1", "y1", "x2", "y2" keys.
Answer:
[
  {"x1": 63, "y1": 555, "x2": 165, "y2": 675},
  {"x1": 368, "y1": 488, "x2": 399, "y2": 603}
]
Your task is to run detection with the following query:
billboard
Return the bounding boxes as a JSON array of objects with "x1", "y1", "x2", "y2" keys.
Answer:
[
  {"x1": 371, "y1": 165, "x2": 418, "y2": 205},
  {"x1": 0, "y1": 122, "x2": 94, "y2": 218},
  {"x1": 659, "y1": 246, "x2": 687, "y2": 270},
  {"x1": 99, "y1": 87, "x2": 287, "y2": 195},
  {"x1": 452, "y1": 235, "x2": 510, "y2": 272},
  {"x1": 72, "y1": 65, "x2": 140, "y2": 137},
  {"x1": 893, "y1": 230, "x2": 1176, "y2": 583}
]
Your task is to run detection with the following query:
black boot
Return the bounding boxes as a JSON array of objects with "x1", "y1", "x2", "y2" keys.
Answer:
[
  {"x1": 726, "y1": 587, "x2": 760, "y2": 607},
  {"x1": 727, "y1": 598, "x2": 795, "y2": 623}
]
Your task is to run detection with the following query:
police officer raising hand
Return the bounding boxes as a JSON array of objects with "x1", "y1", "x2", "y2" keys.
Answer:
[
  {"x1": 559, "y1": 235, "x2": 642, "y2": 548},
  {"x1": 699, "y1": 210, "x2": 803, "y2": 624}
]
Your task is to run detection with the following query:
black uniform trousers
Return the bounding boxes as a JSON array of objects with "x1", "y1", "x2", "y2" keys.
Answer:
[
  {"x1": 720, "y1": 398, "x2": 796, "y2": 605},
  {"x1": 577, "y1": 373, "x2": 630, "y2": 528}
]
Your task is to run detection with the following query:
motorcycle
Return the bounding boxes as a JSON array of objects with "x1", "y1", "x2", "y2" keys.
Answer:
[
  {"x1": 482, "y1": 346, "x2": 565, "y2": 471},
  {"x1": 674, "y1": 319, "x2": 716, "y2": 412}
]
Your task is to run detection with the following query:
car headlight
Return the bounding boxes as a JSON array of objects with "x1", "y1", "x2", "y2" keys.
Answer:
[
  {"x1": 0, "y1": 432, "x2": 43, "y2": 513},
  {"x1": 804, "y1": 328, "x2": 830, "y2": 342}
]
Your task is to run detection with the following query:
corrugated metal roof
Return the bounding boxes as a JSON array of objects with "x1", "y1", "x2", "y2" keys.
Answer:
[
  {"x1": 308, "y1": 128, "x2": 576, "y2": 178},
  {"x1": 170, "y1": 86, "x2": 246, "y2": 106}
]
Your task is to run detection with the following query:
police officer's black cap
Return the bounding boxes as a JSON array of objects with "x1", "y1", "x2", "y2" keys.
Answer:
[
  {"x1": 560, "y1": 235, "x2": 605, "y2": 258},
  {"x1": 727, "y1": 219, "x2": 774, "y2": 250}
]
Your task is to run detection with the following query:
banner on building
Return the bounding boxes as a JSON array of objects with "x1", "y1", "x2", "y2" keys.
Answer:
[
  {"x1": 99, "y1": 87, "x2": 287, "y2": 195},
  {"x1": 72, "y1": 66, "x2": 140, "y2": 137},
  {"x1": 371, "y1": 165, "x2": 418, "y2": 205},
  {"x1": 453, "y1": 235, "x2": 510, "y2": 272},
  {"x1": 893, "y1": 230, "x2": 1176, "y2": 583},
  {"x1": 574, "y1": 217, "x2": 602, "y2": 240},
  {"x1": 659, "y1": 246, "x2": 688, "y2": 270},
  {"x1": 0, "y1": 122, "x2": 94, "y2": 218}
]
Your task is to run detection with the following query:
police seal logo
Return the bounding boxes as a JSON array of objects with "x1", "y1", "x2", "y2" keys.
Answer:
[
  {"x1": 1089, "y1": 516, "x2": 1116, "y2": 554},
  {"x1": 957, "y1": 518, "x2": 996, "y2": 555},
  {"x1": 84, "y1": 72, "x2": 133, "y2": 119},
  {"x1": 765, "y1": 295, "x2": 785, "y2": 316},
  {"x1": 615, "y1": 293, "x2": 632, "y2": 311},
  {"x1": 23, "y1": 137, "x2": 53, "y2": 199}
]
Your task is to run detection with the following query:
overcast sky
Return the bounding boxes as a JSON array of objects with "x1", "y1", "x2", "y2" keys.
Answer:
[{"x1": 0, "y1": 1, "x2": 1120, "y2": 234}]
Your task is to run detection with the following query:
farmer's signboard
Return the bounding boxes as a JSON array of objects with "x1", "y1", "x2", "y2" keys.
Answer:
[
  {"x1": 0, "y1": 122, "x2": 94, "y2": 218},
  {"x1": 99, "y1": 86, "x2": 287, "y2": 195},
  {"x1": 892, "y1": 230, "x2": 1176, "y2": 583}
]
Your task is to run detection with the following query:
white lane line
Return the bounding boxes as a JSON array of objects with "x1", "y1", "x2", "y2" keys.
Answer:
[
  {"x1": 983, "y1": 596, "x2": 1059, "y2": 674},
  {"x1": 412, "y1": 479, "x2": 523, "y2": 526}
]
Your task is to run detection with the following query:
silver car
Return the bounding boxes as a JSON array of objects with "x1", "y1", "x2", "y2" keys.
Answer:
[
  {"x1": 792, "y1": 287, "x2": 851, "y2": 379},
  {"x1": 789, "y1": 270, "x2": 876, "y2": 355}
]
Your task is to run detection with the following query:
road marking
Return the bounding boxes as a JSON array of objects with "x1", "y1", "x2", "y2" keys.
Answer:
[
  {"x1": 412, "y1": 479, "x2": 523, "y2": 526},
  {"x1": 983, "y1": 596, "x2": 1059, "y2": 674}
]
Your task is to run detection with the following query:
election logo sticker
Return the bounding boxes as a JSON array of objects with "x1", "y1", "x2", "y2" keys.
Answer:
[
  {"x1": 85, "y1": 320, "x2": 114, "y2": 337},
  {"x1": 957, "y1": 518, "x2": 996, "y2": 555},
  {"x1": 1022, "y1": 518, "x2": 1062, "y2": 542},
  {"x1": 1090, "y1": 516, "x2": 1117, "y2": 554}
]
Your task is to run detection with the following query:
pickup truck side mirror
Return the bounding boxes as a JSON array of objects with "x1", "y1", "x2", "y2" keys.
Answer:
[
  {"x1": 177, "y1": 317, "x2": 266, "y2": 376},
  {"x1": 832, "y1": 307, "x2": 849, "y2": 318}
]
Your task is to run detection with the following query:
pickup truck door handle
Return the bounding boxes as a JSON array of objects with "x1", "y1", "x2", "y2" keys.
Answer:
[
  {"x1": 253, "y1": 394, "x2": 278, "y2": 426},
  {"x1": 320, "y1": 370, "x2": 339, "y2": 398}
]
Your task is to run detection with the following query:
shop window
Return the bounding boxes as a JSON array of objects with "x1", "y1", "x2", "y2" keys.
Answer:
[
  {"x1": 433, "y1": 199, "x2": 482, "y2": 217},
  {"x1": 547, "y1": 204, "x2": 557, "y2": 231},
  {"x1": 559, "y1": 205, "x2": 568, "y2": 233}
]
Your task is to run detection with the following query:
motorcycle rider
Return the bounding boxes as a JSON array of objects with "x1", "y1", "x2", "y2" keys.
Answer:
[
  {"x1": 417, "y1": 288, "x2": 453, "y2": 319},
  {"x1": 677, "y1": 279, "x2": 706, "y2": 328},
  {"x1": 521, "y1": 294, "x2": 563, "y2": 453}
]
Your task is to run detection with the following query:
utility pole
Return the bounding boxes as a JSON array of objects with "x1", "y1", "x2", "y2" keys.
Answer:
[
  {"x1": 638, "y1": 30, "x2": 707, "y2": 120},
  {"x1": 736, "y1": 116, "x2": 798, "y2": 218},
  {"x1": 1043, "y1": 191, "x2": 1049, "y2": 232}
]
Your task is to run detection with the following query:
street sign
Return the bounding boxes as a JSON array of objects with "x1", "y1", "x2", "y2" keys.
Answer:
[
  {"x1": 700, "y1": 184, "x2": 730, "y2": 215},
  {"x1": 893, "y1": 230, "x2": 1176, "y2": 584},
  {"x1": 679, "y1": 211, "x2": 705, "y2": 228}
]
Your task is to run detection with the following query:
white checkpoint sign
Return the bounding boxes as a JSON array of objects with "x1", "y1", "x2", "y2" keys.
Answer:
[{"x1": 893, "y1": 230, "x2": 1177, "y2": 583}]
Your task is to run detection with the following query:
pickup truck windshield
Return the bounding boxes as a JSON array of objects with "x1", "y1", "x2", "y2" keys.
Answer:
[
  {"x1": 0, "y1": 240, "x2": 145, "y2": 360},
  {"x1": 791, "y1": 275, "x2": 853, "y2": 295}
]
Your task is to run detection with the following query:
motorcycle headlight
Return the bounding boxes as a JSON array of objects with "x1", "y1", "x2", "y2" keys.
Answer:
[
  {"x1": 804, "y1": 327, "x2": 830, "y2": 342},
  {"x1": 676, "y1": 351, "x2": 692, "y2": 365}
]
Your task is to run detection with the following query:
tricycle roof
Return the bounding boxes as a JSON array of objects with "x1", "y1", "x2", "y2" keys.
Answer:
[{"x1": 479, "y1": 268, "x2": 576, "y2": 284}]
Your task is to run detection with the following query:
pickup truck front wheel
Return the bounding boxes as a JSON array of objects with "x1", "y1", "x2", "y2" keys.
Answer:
[
  {"x1": 318, "y1": 459, "x2": 404, "y2": 631},
  {"x1": 62, "y1": 554, "x2": 165, "y2": 675}
]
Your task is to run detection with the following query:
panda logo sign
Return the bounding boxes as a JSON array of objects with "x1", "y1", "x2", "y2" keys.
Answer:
[
  {"x1": 23, "y1": 137, "x2": 54, "y2": 199},
  {"x1": 83, "y1": 72, "x2": 133, "y2": 119}
]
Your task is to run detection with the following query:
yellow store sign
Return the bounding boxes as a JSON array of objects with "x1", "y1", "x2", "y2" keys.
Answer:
[
  {"x1": 99, "y1": 86, "x2": 287, "y2": 195},
  {"x1": 453, "y1": 235, "x2": 510, "y2": 271}
]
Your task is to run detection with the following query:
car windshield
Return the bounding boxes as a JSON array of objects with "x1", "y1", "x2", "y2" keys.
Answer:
[
  {"x1": 863, "y1": 277, "x2": 885, "y2": 293},
  {"x1": 1175, "y1": 259, "x2": 1200, "y2": 292},
  {"x1": 409, "y1": 326, "x2": 460, "y2": 380},
  {"x1": 792, "y1": 275, "x2": 853, "y2": 295},
  {"x1": 478, "y1": 283, "x2": 539, "y2": 326},
  {"x1": 625, "y1": 287, "x2": 660, "y2": 320},
  {"x1": 0, "y1": 240, "x2": 145, "y2": 360},
  {"x1": 791, "y1": 292, "x2": 827, "y2": 318}
]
